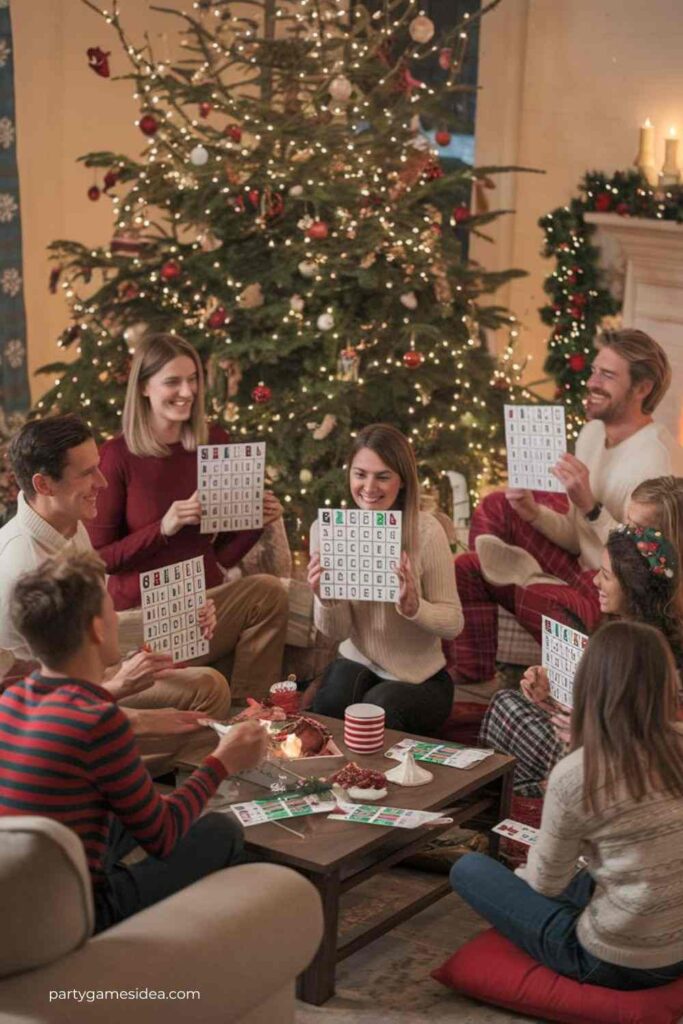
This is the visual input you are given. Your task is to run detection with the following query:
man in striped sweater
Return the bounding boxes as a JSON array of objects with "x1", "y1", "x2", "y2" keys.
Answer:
[{"x1": 0, "y1": 549, "x2": 268, "y2": 932}]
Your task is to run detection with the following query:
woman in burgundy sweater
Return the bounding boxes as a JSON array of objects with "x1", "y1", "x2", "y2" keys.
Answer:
[{"x1": 87, "y1": 333, "x2": 288, "y2": 699}]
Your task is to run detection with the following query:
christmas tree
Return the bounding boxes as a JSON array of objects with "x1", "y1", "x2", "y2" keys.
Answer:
[{"x1": 37, "y1": 0, "x2": 526, "y2": 541}]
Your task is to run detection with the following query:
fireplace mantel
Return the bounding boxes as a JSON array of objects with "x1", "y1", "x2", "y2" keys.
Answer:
[{"x1": 585, "y1": 212, "x2": 683, "y2": 440}]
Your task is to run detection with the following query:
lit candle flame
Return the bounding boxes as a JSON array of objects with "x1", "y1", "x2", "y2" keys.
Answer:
[
  {"x1": 670, "y1": 126, "x2": 678, "y2": 139},
  {"x1": 281, "y1": 733, "x2": 302, "y2": 759},
  {"x1": 643, "y1": 117, "x2": 653, "y2": 129}
]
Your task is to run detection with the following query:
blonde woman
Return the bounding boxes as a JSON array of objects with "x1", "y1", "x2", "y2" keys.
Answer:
[
  {"x1": 308, "y1": 424, "x2": 463, "y2": 733},
  {"x1": 87, "y1": 333, "x2": 288, "y2": 699}
]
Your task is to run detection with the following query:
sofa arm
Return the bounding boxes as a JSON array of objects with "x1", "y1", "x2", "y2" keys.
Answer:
[{"x1": 0, "y1": 863, "x2": 323, "y2": 1024}]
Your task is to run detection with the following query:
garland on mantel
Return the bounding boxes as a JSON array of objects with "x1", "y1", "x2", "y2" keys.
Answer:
[{"x1": 538, "y1": 169, "x2": 683, "y2": 435}]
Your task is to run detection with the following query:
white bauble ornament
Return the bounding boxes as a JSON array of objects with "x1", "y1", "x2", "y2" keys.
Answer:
[
  {"x1": 289, "y1": 184, "x2": 304, "y2": 197},
  {"x1": 299, "y1": 468, "x2": 313, "y2": 484},
  {"x1": 400, "y1": 291, "x2": 418, "y2": 310},
  {"x1": 409, "y1": 15, "x2": 435, "y2": 43},
  {"x1": 317, "y1": 312, "x2": 334, "y2": 331},
  {"x1": 290, "y1": 293, "x2": 305, "y2": 313},
  {"x1": 190, "y1": 144, "x2": 209, "y2": 166},
  {"x1": 329, "y1": 75, "x2": 352, "y2": 102},
  {"x1": 298, "y1": 260, "x2": 317, "y2": 278}
]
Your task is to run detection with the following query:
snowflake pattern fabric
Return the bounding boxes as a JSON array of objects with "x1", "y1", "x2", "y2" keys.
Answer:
[{"x1": 0, "y1": 3, "x2": 29, "y2": 411}]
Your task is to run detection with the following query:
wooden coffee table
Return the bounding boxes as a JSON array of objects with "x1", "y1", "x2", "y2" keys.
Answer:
[{"x1": 221, "y1": 715, "x2": 515, "y2": 1005}]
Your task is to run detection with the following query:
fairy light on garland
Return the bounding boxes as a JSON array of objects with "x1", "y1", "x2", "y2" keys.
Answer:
[{"x1": 539, "y1": 168, "x2": 683, "y2": 439}]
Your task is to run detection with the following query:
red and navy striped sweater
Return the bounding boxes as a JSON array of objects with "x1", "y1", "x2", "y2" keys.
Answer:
[{"x1": 0, "y1": 672, "x2": 226, "y2": 888}]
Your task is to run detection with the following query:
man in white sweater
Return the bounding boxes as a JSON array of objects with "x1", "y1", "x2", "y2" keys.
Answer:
[
  {"x1": 0, "y1": 414, "x2": 229, "y2": 765},
  {"x1": 454, "y1": 329, "x2": 683, "y2": 686}
]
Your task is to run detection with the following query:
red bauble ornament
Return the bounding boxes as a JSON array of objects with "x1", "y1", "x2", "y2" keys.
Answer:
[
  {"x1": 251, "y1": 383, "x2": 272, "y2": 404},
  {"x1": 424, "y1": 160, "x2": 444, "y2": 181},
  {"x1": 569, "y1": 305, "x2": 584, "y2": 320},
  {"x1": 225, "y1": 124, "x2": 242, "y2": 142},
  {"x1": 403, "y1": 349, "x2": 424, "y2": 369},
  {"x1": 570, "y1": 292, "x2": 586, "y2": 307},
  {"x1": 160, "y1": 259, "x2": 182, "y2": 282},
  {"x1": 453, "y1": 204, "x2": 471, "y2": 224},
  {"x1": 438, "y1": 48, "x2": 453, "y2": 70},
  {"x1": 247, "y1": 188, "x2": 260, "y2": 208},
  {"x1": 103, "y1": 169, "x2": 118, "y2": 191},
  {"x1": 207, "y1": 306, "x2": 228, "y2": 329},
  {"x1": 594, "y1": 192, "x2": 612, "y2": 212},
  {"x1": 199, "y1": 102, "x2": 212, "y2": 118},
  {"x1": 306, "y1": 220, "x2": 329, "y2": 240},
  {"x1": 139, "y1": 114, "x2": 159, "y2": 137},
  {"x1": 87, "y1": 46, "x2": 111, "y2": 78},
  {"x1": 87, "y1": 185, "x2": 101, "y2": 202},
  {"x1": 435, "y1": 130, "x2": 452, "y2": 147},
  {"x1": 266, "y1": 191, "x2": 285, "y2": 219},
  {"x1": 616, "y1": 201, "x2": 631, "y2": 216},
  {"x1": 568, "y1": 353, "x2": 586, "y2": 372}
]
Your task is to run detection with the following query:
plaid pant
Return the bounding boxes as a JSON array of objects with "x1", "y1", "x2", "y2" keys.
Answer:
[
  {"x1": 451, "y1": 490, "x2": 601, "y2": 683},
  {"x1": 479, "y1": 688, "x2": 564, "y2": 797}
]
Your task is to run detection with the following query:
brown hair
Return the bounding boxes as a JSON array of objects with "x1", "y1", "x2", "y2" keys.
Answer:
[
  {"x1": 347, "y1": 424, "x2": 419, "y2": 563},
  {"x1": 571, "y1": 621, "x2": 683, "y2": 814},
  {"x1": 596, "y1": 329, "x2": 671, "y2": 414},
  {"x1": 10, "y1": 550, "x2": 107, "y2": 669},
  {"x1": 122, "y1": 333, "x2": 208, "y2": 457},
  {"x1": 9, "y1": 414, "x2": 93, "y2": 499},
  {"x1": 606, "y1": 528, "x2": 683, "y2": 667}
]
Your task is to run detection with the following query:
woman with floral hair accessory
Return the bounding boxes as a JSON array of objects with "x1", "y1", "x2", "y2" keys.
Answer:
[{"x1": 479, "y1": 522, "x2": 682, "y2": 797}]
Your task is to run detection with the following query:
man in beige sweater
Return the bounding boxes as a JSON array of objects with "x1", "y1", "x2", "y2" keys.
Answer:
[{"x1": 453, "y1": 329, "x2": 683, "y2": 686}]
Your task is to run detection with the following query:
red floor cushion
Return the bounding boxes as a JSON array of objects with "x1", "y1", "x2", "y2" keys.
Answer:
[
  {"x1": 437, "y1": 701, "x2": 486, "y2": 746},
  {"x1": 432, "y1": 928, "x2": 683, "y2": 1024}
]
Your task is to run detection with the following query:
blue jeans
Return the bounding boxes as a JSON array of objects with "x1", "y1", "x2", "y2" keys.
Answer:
[{"x1": 450, "y1": 853, "x2": 683, "y2": 990}]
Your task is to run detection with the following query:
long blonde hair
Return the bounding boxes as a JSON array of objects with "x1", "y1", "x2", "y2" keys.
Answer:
[
  {"x1": 347, "y1": 424, "x2": 420, "y2": 564},
  {"x1": 122, "y1": 333, "x2": 208, "y2": 457},
  {"x1": 571, "y1": 621, "x2": 683, "y2": 814},
  {"x1": 630, "y1": 476, "x2": 683, "y2": 618}
]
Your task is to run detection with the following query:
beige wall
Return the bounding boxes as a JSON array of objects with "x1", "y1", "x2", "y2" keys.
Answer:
[
  {"x1": 472, "y1": 0, "x2": 683, "y2": 388},
  {"x1": 13, "y1": 0, "x2": 190, "y2": 401}
]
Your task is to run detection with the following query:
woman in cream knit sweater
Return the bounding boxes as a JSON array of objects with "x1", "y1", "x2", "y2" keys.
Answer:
[
  {"x1": 307, "y1": 424, "x2": 463, "y2": 734},
  {"x1": 452, "y1": 620, "x2": 683, "y2": 989}
]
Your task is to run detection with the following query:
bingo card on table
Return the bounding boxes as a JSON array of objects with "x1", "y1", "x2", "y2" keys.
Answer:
[
  {"x1": 197, "y1": 442, "x2": 265, "y2": 533},
  {"x1": 542, "y1": 615, "x2": 588, "y2": 709},
  {"x1": 318, "y1": 508, "x2": 402, "y2": 603},
  {"x1": 140, "y1": 557, "x2": 210, "y2": 663},
  {"x1": 504, "y1": 404, "x2": 566, "y2": 492}
]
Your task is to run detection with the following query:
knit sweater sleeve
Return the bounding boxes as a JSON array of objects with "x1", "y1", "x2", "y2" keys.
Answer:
[
  {"x1": 531, "y1": 504, "x2": 581, "y2": 556},
  {"x1": 87, "y1": 439, "x2": 167, "y2": 572},
  {"x1": 88, "y1": 702, "x2": 226, "y2": 858},
  {"x1": 521, "y1": 751, "x2": 585, "y2": 896},
  {"x1": 397, "y1": 514, "x2": 463, "y2": 639}
]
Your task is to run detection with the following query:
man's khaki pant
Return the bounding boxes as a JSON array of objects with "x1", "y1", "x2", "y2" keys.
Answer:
[{"x1": 117, "y1": 574, "x2": 288, "y2": 702}]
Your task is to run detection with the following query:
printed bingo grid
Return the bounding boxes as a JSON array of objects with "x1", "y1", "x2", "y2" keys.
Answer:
[
  {"x1": 504, "y1": 404, "x2": 566, "y2": 492},
  {"x1": 140, "y1": 557, "x2": 210, "y2": 663},
  {"x1": 542, "y1": 615, "x2": 588, "y2": 709},
  {"x1": 198, "y1": 442, "x2": 265, "y2": 533},
  {"x1": 318, "y1": 508, "x2": 402, "y2": 603}
]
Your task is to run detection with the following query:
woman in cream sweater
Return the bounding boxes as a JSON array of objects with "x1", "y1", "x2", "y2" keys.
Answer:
[
  {"x1": 307, "y1": 423, "x2": 463, "y2": 734},
  {"x1": 452, "y1": 620, "x2": 683, "y2": 989}
]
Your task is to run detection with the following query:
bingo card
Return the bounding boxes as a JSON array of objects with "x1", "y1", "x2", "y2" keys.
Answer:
[
  {"x1": 542, "y1": 615, "x2": 588, "y2": 709},
  {"x1": 504, "y1": 404, "x2": 566, "y2": 492},
  {"x1": 318, "y1": 508, "x2": 402, "y2": 603},
  {"x1": 140, "y1": 556, "x2": 210, "y2": 663},
  {"x1": 198, "y1": 442, "x2": 265, "y2": 533}
]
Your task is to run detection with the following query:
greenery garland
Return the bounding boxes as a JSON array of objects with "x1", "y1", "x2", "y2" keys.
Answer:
[{"x1": 538, "y1": 169, "x2": 683, "y2": 435}]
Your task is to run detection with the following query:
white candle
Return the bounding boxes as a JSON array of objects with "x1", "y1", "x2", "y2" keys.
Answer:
[
  {"x1": 636, "y1": 118, "x2": 657, "y2": 186},
  {"x1": 660, "y1": 126, "x2": 681, "y2": 186}
]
